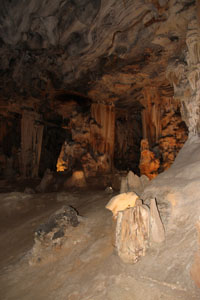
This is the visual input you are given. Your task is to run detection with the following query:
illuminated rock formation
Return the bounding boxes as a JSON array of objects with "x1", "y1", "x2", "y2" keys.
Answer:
[{"x1": 139, "y1": 139, "x2": 160, "y2": 179}]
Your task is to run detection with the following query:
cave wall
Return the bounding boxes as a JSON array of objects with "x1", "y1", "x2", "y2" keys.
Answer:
[{"x1": 167, "y1": 17, "x2": 200, "y2": 136}]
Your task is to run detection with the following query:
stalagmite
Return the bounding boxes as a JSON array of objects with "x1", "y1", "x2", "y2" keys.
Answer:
[{"x1": 115, "y1": 202, "x2": 150, "y2": 264}]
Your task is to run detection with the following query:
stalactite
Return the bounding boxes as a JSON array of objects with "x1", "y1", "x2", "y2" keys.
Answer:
[
  {"x1": 141, "y1": 87, "x2": 161, "y2": 147},
  {"x1": 141, "y1": 88, "x2": 188, "y2": 175},
  {"x1": 21, "y1": 110, "x2": 43, "y2": 178},
  {"x1": 90, "y1": 103, "x2": 115, "y2": 171}
]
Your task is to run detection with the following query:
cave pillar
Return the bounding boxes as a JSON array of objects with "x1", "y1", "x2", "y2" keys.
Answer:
[
  {"x1": 90, "y1": 103, "x2": 115, "y2": 171},
  {"x1": 141, "y1": 87, "x2": 161, "y2": 147},
  {"x1": 20, "y1": 110, "x2": 44, "y2": 178}
]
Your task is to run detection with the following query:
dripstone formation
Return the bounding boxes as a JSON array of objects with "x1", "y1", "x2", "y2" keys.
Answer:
[{"x1": 0, "y1": 0, "x2": 193, "y2": 180}]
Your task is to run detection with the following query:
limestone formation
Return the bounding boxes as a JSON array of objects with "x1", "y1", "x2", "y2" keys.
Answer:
[
  {"x1": 120, "y1": 176, "x2": 129, "y2": 194},
  {"x1": 120, "y1": 171, "x2": 149, "y2": 195},
  {"x1": 0, "y1": 0, "x2": 200, "y2": 295},
  {"x1": 167, "y1": 18, "x2": 200, "y2": 135},
  {"x1": 105, "y1": 192, "x2": 139, "y2": 219},
  {"x1": 150, "y1": 198, "x2": 165, "y2": 244},
  {"x1": 139, "y1": 139, "x2": 160, "y2": 179},
  {"x1": 0, "y1": 0, "x2": 192, "y2": 179},
  {"x1": 116, "y1": 203, "x2": 150, "y2": 264},
  {"x1": 21, "y1": 110, "x2": 44, "y2": 178},
  {"x1": 190, "y1": 220, "x2": 200, "y2": 288}
]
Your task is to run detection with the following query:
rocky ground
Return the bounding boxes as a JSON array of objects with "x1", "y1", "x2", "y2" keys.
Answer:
[{"x1": 0, "y1": 153, "x2": 200, "y2": 300}]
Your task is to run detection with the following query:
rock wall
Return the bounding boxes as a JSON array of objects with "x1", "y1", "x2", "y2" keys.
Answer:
[{"x1": 167, "y1": 18, "x2": 200, "y2": 135}]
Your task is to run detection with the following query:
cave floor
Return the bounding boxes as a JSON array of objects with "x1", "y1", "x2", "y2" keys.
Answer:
[{"x1": 0, "y1": 184, "x2": 199, "y2": 300}]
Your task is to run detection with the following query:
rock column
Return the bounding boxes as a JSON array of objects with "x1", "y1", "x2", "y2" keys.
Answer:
[{"x1": 20, "y1": 110, "x2": 44, "y2": 177}]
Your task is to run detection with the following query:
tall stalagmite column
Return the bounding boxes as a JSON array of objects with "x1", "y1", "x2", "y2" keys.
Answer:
[
  {"x1": 90, "y1": 103, "x2": 115, "y2": 171},
  {"x1": 21, "y1": 110, "x2": 44, "y2": 178}
]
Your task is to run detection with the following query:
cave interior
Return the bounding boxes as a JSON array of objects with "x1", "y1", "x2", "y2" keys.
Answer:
[{"x1": 0, "y1": 0, "x2": 200, "y2": 299}]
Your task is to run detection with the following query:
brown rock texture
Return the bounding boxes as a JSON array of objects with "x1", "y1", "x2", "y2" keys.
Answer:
[{"x1": 139, "y1": 139, "x2": 160, "y2": 179}]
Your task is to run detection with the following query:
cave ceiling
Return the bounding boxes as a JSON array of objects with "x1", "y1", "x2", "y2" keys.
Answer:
[{"x1": 0, "y1": 0, "x2": 196, "y2": 111}]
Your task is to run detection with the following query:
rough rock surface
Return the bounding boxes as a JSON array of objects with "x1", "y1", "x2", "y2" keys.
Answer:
[
  {"x1": 116, "y1": 204, "x2": 150, "y2": 264},
  {"x1": 30, "y1": 205, "x2": 79, "y2": 265},
  {"x1": 120, "y1": 170, "x2": 149, "y2": 195},
  {"x1": 106, "y1": 191, "x2": 139, "y2": 219},
  {"x1": 142, "y1": 135, "x2": 200, "y2": 289},
  {"x1": 139, "y1": 139, "x2": 160, "y2": 179},
  {"x1": 1, "y1": 189, "x2": 199, "y2": 299},
  {"x1": 0, "y1": 0, "x2": 195, "y2": 106}
]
